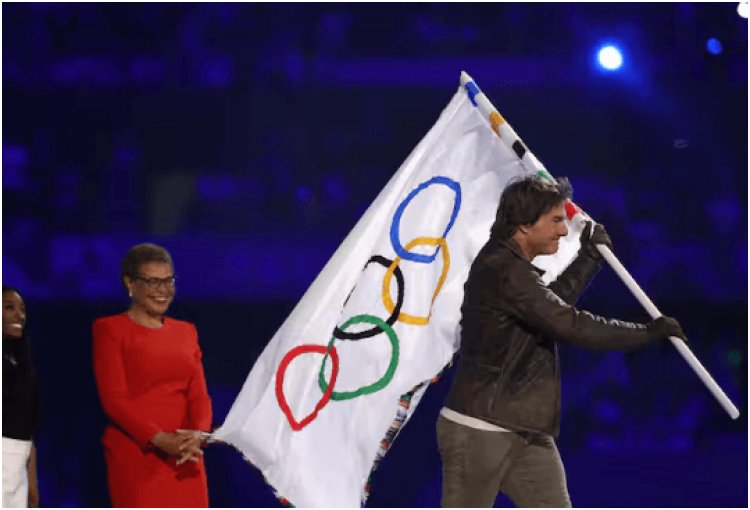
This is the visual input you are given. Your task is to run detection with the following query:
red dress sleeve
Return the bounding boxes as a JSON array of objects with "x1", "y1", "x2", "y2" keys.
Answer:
[
  {"x1": 92, "y1": 319, "x2": 162, "y2": 447},
  {"x1": 186, "y1": 324, "x2": 212, "y2": 431}
]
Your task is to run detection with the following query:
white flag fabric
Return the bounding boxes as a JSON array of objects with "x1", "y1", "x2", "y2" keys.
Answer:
[{"x1": 214, "y1": 74, "x2": 584, "y2": 507}]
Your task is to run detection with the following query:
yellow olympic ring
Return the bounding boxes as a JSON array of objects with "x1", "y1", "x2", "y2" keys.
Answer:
[{"x1": 382, "y1": 236, "x2": 450, "y2": 326}]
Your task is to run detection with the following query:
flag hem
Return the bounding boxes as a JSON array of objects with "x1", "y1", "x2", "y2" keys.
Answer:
[{"x1": 360, "y1": 361, "x2": 452, "y2": 505}]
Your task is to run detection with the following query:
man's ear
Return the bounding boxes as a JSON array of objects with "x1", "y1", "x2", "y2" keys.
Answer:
[{"x1": 516, "y1": 224, "x2": 529, "y2": 235}]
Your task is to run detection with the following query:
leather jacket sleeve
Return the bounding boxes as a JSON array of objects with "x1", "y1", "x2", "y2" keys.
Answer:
[
  {"x1": 547, "y1": 251, "x2": 601, "y2": 305},
  {"x1": 502, "y1": 260, "x2": 653, "y2": 351}
]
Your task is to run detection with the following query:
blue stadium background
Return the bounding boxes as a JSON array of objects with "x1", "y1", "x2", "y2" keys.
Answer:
[{"x1": 3, "y1": 3, "x2": 747, "y2": 507}]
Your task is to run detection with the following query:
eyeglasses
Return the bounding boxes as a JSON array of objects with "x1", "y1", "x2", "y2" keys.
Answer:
[{"x1": 133, "y1": 275, "x2": 176, "y2": 290}]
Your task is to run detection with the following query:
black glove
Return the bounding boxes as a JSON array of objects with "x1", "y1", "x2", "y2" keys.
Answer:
[
  {"x1": 579, "y1": 221, "x2": 612, "y2": 260},
  {"x1": 647, "y1": 315, "x2": 688, "y2": 345}
]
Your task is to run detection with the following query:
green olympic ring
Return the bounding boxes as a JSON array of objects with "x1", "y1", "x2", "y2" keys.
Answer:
[{"x1": 318, "y1": 314, "x2": 400, "y2": 401}]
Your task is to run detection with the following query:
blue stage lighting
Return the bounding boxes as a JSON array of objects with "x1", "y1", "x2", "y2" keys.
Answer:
[
  {"x1": 597, "y1": 45, "x2": 623, "y2": 71},
  {"x1": 706, "y1": 37, "x2": 723, "y2": 55}
]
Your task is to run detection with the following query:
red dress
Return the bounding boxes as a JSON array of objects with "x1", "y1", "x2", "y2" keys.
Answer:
[{"x1": 92, "y1": 313, "x2": 212, "y2": 507}]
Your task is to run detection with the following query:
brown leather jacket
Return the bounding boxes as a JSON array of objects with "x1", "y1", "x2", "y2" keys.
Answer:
[{"x1": 444, "y1": 236, "x2": 653, "y2": 437}]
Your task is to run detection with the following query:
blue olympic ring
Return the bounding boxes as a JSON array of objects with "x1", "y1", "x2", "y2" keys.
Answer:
[{"x1": 389, "y1": 176, "x2": 461, "y2": 264}]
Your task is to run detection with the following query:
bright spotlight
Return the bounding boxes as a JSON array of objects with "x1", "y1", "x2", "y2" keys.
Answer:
[
  {"x1": 597, "y1": 45, "x2": 623, "y2": 71},
  {"x1": 738, "y1": 2, "x2": 749, "y2": 19},
  {"x1": 706, "y1": 37, "x2": 723, "y2": 55}
]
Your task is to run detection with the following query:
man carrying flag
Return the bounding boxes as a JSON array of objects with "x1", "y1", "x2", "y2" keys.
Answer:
[
  {"x1": 214, "y1": 72, "x2": 735, "y2": 508},
  {"x1": 437, "y1": 175, "x2": 687, "y2": 507}
]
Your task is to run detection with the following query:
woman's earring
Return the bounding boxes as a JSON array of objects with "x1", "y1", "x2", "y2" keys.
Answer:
[{"x1": 128, "y1": 290, "x2": 133, "y2": 298}]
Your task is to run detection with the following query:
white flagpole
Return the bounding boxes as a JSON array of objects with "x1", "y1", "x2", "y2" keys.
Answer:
[{"x1": 460, "y1": 71, "x2": 740, "y2": 420}]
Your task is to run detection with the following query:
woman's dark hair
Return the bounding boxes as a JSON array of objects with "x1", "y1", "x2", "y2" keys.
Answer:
[
  {"x1": 490, "y1": 175, "x2": 573, "y2": 239},
  {"x1": 2, "y1": 285, "x2": 22, "y2": 300},
  {"x1": 120, "y1": 243, "x2": 174, "y2": 289}
]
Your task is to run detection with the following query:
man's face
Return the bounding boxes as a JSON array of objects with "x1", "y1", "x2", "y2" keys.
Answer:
[{"x1": 523, "y1": 202, "x2": 569, "y2": 258}]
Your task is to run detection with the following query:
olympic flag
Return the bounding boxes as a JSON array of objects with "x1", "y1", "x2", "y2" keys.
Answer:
[{"x1": 213, "y1": 73, "x2": 584, "y2": 507}]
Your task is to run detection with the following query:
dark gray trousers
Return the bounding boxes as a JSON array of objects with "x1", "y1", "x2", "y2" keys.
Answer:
[{"x1": 436, "y1": 415, "x2": 572, "y2": 508}]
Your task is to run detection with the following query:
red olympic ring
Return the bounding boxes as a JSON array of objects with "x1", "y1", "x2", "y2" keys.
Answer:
[{"x1": 275, "y1": 344, "x2": 340, "y2": 431}]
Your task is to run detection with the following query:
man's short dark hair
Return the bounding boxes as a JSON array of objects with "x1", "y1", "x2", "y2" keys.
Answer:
[
  {"x1": 491, "y1": 175, "x2": 573, "y2": 239},
  {"x1": 120, "y1": 242, "x2": 174, "y2": 288}
]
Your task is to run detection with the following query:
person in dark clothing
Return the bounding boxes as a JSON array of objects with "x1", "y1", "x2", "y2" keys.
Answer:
[
  {"x1": 437, "y1": 175, "x2": 686, "y2": 507},
  {"x1": 2, "y1": 285, "x2": 40, "y2": 507}
]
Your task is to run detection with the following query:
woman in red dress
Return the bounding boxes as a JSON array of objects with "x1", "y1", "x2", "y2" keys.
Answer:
[{"x1": 93, "y1": 243, "x2": 212, "y2": 507}]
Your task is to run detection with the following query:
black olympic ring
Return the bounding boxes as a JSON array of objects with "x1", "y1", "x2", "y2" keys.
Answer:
[{"x1": 333, "y1": 255, "x2": 405, "y2": 340}]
